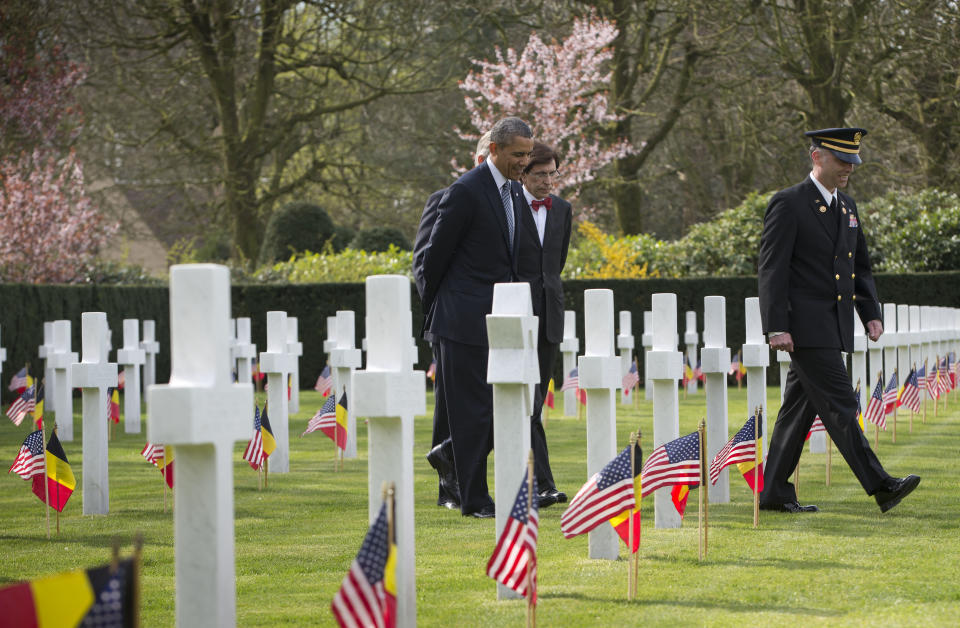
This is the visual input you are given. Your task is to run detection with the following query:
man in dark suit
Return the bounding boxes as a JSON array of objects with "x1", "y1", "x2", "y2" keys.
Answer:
[
  {"x1": 413, "y1": 131, "x2": 491, "y2": 511},
  {"x1": 758, "y1": 127, "x2": 920, "y2": 514},
  {"x1": 515, "y1": 142, "x2": 572, "y2": 507},
  {"x1": 421, "y1": 117, "x2": 533, "y2": 518}
]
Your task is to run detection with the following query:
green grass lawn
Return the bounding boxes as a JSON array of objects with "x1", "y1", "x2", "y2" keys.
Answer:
[{"x1": 2, "y1": 387, "x2": 958, "y2": 626}]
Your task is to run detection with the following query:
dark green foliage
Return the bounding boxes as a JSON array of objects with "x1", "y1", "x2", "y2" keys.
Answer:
[
  {"x1": 330, "y1": 225, "x2": 357, "y2": 253},
  {"x1": 5, "y1": 272, "x2": 959, "y2": 404},
  {"x1": 257, "y1": 202, "x2": 336, "y2": 265},
  {"x1": 859, "y1": 189, "x2": 960, "y2": 272},
  {"x1": 349, "y1": 226, "x2": 411, "y2": 252}
]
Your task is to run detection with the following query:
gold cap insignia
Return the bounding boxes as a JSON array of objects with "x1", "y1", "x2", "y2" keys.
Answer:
[{"x1": 853, "y1": 131, "x2": 862, "y2": 144}]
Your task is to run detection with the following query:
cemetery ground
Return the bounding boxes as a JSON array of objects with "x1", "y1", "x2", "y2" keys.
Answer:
[{"x1": 1, "y1": 387, "x2": 958, "y2": 627}]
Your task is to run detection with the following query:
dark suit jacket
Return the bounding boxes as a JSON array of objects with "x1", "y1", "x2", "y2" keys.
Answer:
[
  {"x1": 515, "y1": 187, "x2": 572, "y2": 344},
  {"x1": 413, "y1": 189, "x2": 444, "y2": 303},
  {"x1": 758, "y1": 177, "x2": 882, "y2": 353},
  {"x1": 422, "y1": 162, "x2": 521, "y2": 346}
]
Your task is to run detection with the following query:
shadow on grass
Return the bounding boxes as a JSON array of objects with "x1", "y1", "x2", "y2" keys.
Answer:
[{"x1": 541, "y1": 591, "x2": 842, "y2": 617}]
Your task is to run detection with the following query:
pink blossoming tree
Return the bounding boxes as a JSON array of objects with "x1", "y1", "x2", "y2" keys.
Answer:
[
  {"x1": 0, "y1": 21, "x2": 115, "y2": 283},
  {"x1": 458, "y1": 13, "x2": 639, "y2": 205}
]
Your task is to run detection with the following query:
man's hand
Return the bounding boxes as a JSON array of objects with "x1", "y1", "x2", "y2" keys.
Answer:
[
  {"x1": 867, "y1": 319, "x2": 883, "y2": 342},
  {"x1": 769, "y1": 332, "x2": 794, "y2": 352}
]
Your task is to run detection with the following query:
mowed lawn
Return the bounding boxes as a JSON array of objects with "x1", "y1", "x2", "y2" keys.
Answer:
[{"x1": 1, "y1": 386, "x2": 958, "y2": 627}]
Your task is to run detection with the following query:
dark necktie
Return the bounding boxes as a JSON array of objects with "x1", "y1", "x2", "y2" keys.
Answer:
[{"x1": 532, "y1": 197, "x2": 552, "y2": 211}]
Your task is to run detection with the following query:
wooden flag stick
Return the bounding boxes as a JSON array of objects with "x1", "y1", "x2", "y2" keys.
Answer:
[
  {"x1": 525, "y1": 450, "x2": 536, "y2": 628},
  {"x1": 627, "y1": 431, "x2": 637, "y2": 601},
  {"x1": 42, "y1": 419, "x2": 51, "y2": 540},
  {"x1": 923, "y1": 359, "x2": 928, "y2": 424},
  {"x1": 892, "y1": 368, "x2": 898, "y2": 444},
  {"x1": 264, "y1": 456, "x2": 269, "y2": 488},
  {"x1": 826, "y1": 434, "x2": 832, "y2": 486},
  {"x1": 753, "y1": 407, "x2": 760, "y2": 529},
  {"x1": 698, "y1": 419, "x2": 708, "y2": 561}
]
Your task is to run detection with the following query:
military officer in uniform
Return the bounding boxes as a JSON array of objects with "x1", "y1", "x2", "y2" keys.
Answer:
[{"x1": 757, "y1": 127, "x2": 920, "y2": 514}]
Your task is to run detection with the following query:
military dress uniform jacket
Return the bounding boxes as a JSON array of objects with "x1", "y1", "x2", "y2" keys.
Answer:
[{"x1": 758, "y1": 177, "x2": 882, "y2": 353}]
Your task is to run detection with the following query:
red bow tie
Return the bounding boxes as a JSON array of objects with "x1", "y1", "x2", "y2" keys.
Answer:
[{"x1": 531, "y1": 197, "x2": 552, "y2": 211}]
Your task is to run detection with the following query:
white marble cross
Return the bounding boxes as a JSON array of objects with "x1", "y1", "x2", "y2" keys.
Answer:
[
  {"x1": 147, "y1": 264, "x2": 253, "y2": 628},
  {"x1": 617, "y1": 311, "x2": 635, "y2": 405},
  {"x1": 578, "y1": 289, "x2": 622, "y2": 556},
  {"x1": 851, "y1": 314, "x2": 868, "y2": 418},
  {"x1": 486, "y1": 282, "x2": 539, "y2": 598},
  {"x1": 641, "y1": 310, "x2": 654, "y2": 400},
  {"x1": 684, "y1": 311, "x2": 699, "y2": 394},
  {"x1": 324, "y1": 316, "x2": 338, "y2": 355},
  {"x1": 233, "y1": 318, "x2": 256, "y2": 385},
  {"x1": 330, "y1": 311, "x2": 362, "y2": 459},
  {"x1": 39, "y1": 322, "x2": 56, "y2": 413},
  {"x1": 896, "y1": 304, "x2": 913, "y2": 398},
  {"x1": 117, "y1": 319, "x2": 146, "y2": 434},
  {"x1": 141, "y1": 320, "x2": 160, "y2": 393},
  {"x1": 70, "y1": 312, "x2": 119, "y2": 515},
  {"x1": 701, "y1": 296, "x2": 731, "y2": 504},
  {"x1": 742, "y1": 297, "x2": 769, "y2": 456},
  {"x1": 49, "y1": 320, "x2": 78, "y2": 441},
  {"x1": 648, "y1": 293, "x2": 682, "y2": 529},
  {"x1": 908, "y1": 305, "x2": 922, "y2": 385},
  {"x1": 353, "y1": 275, "x2": 425, "y2": 628},
  {"x1": 286, "y1": 317, "x2": 303, "y2": 414},
  {"x1": 559, "y1": 310, "x2": 579, "y2": 416},
  {"x1": 259, "y1": 311, "x2": 295, "y2": 473},
  {"x1": 228, "y1": 318, "x2": 238, "y2": 377},
  {"x1": 0, "y1": 325, "x2": 6, "y2": 390}
]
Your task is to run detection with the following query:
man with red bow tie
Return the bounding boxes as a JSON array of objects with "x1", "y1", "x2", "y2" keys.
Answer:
[{"x1": 515, "y1": 141, "x2": 572, "y2": 507}]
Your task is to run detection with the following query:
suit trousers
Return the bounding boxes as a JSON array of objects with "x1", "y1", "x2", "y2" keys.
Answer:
[
  {"x1": 429, "y1": 342, "x2": 454, "y2": 502},
  {"x1": 531, "y1": 329, "x2": 558, "y2": 491},
  {"x1": 760, "y1": 348, "x2": 891, "y2": 505},
  {"x1": 437, "y1": 336, "x2": 494, "y2": 514}
]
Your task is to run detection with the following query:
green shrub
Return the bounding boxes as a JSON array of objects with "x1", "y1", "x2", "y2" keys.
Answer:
[
  {"x1": 330, "y1": 224, "x2": 357, "y2": 253},
  {"x1": 859, "y1": 189, "x2": 960, "y2": 272},
  {"x1": 255, "y1": 246, "x2": 413, "y2": 283},
  {"x1": 349, "y1": 226, "x2": 411, "y2": 252},
  {"x1": 257, "y1": 201, "x2": 335, "y2": 265}
]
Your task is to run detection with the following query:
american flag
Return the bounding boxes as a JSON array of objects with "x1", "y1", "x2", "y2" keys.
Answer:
[
  {"x1": 622, "y1": 360, "x2": 639, "y2": 394},
  {"x1": 939, "y1": 356, "x2": 953, "y2": 392},
  {"x1": 6, "y1": 384, "x2": 36, "y2": 426},
  {"x1": 694, "y1": 359, "x2": 704, "y2": 382},
  {"x1": 882, "y1": 371, "x2": 899, "y2": 415},
  {"x1": 303, "y1": 394, "x2": 336, "y2": 438},
  {"x1": 729, "y1": 352, "x2": 740, "y2": 376},
  {"x1": 898, "y1": 368, "x2": 921, "y2": 413},
  {"x1": 863, "y1": 375, "x2": 886, "y2": 429},
  {"x1": 8, "y1": 430, "x2": 45, "y2": 479},
  {"x1": 917, "y1": 364, "x2": 926, "y2": 393},
  {"x1": 331, "y1": 501, "x2": 396, "y2": 628},
  {"x1": 7, "y1": 367, "x2": 28, "y2": 391},
  {"x1": 559, "y1": 367, "x2": 579, "y2": 392},
  {"x1": 936, "y1": 364, "x2": 950, "y2": 396},
  {"x1": 709, "y1": 414, "x2": 762, "y2": 485},
  {"x1": 925, "y1": 362, "x2": 938, "y2": 398},
  {"x1": 315, "y1": 365, "x2": 333, "y2": 397},
  {"x1": 140, "y1": 441, "x2": 165, "y2": 466},
  {"x1": 806, "y1": 415, "x2": 825, "y2": 440},
  {"x1": 486, "y1": 469, "x2": 539, "y2": 603},
  {"x1": 561, "y1": 445, "x2": 636, "y2": 538},
  {"x1": 640, "y1": 430, "x2": 701, "y2": 497},
  {"x1": 243, "y1": 404, "x2": 265, "y2": 469}
]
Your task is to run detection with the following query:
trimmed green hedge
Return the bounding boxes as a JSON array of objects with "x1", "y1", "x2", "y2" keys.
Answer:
[{"x1": 3, "y1": 272, "x2": 958, "y2": 404}]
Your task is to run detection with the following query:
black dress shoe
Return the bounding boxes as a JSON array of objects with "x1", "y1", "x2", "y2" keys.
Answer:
[
  {"x1": 875, "y1": 475, "x2": 921, "y2": 513},
  {"x1": 426, "y1": 441, "x2": 461, "y2": 504},
  {"x1": 466, "y1": 505, "x2": 495, "y2": 519},
  {"x1": 537, "y1": 488, "x2": 567, "y2": 508},
  {"x1": 758, "y1": 501, "x2": 819, "y2": 513}
]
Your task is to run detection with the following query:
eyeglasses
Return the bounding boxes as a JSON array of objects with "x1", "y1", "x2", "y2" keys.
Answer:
[{"x1": 527, "y1": 170, "x2": 561, "y2": 181}]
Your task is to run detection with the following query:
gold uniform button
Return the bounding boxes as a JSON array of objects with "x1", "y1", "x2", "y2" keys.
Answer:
[
  {"x1": 837, "y1": 295, "x2": 842, "y2": 301},
  {"x1": 848, "y1": 252, "x2": 853, "y2": 258},
  {"x1": 835, "y1": 274, "x2": 840, "y2": 280},
  {"x1": 851, "y1": 273, "x2": 856, "y2": 279},
  {"x1": 852, "y1": 295, "x2": 857, "y2": 301}
]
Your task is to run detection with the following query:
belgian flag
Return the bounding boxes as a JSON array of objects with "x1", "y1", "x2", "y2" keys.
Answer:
[
  {"x1": 109, "y1": 388, "x2": 120, "y2": 424},
  {"x1": 609, "y1": 440, "x2": 643, "y2": 552},
  {"x1": 31, "y1": 431, "x2": 75, "y2": 513},
  {"x1": 33, "y1": 382, "x2": 44, "y2": 430},
  {"x1": 157, "y1": 446, "x2": 175, "y2": 489},
  {"x1": 544, "y1": 378, "x2": 555, "y2": 409},
  {"x1": 334, "y1": 391, "x2": 349, "y2": 450},
  {"x1": 260, "y1": 405, "x2": 277, "y2": 458},
  {"x1": 0, "y1": 558, "x2": 136, "y2": 627}
]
